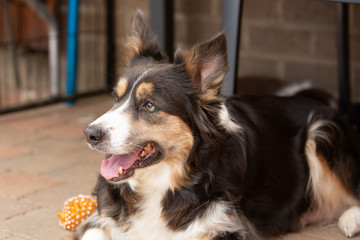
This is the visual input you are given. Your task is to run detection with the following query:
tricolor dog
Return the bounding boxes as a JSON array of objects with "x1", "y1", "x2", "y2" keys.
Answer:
[{"x1": 79, "y1": 11, "x2": 360, "y2": 240}]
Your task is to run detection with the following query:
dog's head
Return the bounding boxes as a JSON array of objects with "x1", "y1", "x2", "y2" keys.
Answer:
[{"x1": 84, "y1": 11, "x2": 228, "y2": 189}]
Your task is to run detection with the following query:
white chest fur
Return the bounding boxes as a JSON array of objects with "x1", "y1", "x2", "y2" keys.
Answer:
[
  {"x1": 83, "y1": 162, "x2": 244, "y2": 240},
  {"x1": 119, "y1": 162, "x2": 178, "y2": 240}
]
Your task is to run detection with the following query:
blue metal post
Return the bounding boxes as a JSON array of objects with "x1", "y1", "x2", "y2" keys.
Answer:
[{"x1": 66, "y1": 0, "x2": 79, "y2": 105}]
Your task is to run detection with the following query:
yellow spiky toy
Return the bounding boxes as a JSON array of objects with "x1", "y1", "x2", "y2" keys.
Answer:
[{"x1": 57, "y1": 194, "x2": 97, "y2": 231}]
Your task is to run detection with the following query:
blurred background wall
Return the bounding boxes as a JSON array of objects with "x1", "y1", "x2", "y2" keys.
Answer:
[
  {"x1": 0, "y1": 0, "x2": 359, "y2": 111},
  {"x1": 111, "y1": 0, "x2": 360, "y2": 101}
]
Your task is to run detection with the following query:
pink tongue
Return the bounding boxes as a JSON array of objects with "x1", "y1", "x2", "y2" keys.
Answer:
[{"x1": 100, "y1": 148, "x2": 142, "y2": 180}]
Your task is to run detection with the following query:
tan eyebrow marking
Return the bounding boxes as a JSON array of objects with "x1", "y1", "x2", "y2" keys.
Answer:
[
  {"x1": 136, "y1": 82, "x2": 154, "y2": 99},
  {"x1": 116, "y1": 78, "x2": 128, "y2": 97}
]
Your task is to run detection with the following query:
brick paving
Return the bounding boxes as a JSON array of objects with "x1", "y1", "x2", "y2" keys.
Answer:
[{"x1": 0, "y1": 94, "x2": 356, "y2": 240}]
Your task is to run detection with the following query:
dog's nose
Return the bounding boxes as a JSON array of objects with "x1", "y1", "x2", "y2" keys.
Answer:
[{"x1": 84, "y1": 126, "x2": 105, "y2": 146}]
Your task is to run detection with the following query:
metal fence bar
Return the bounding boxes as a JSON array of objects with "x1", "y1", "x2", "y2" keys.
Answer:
[
  {"x1": 3, "y1": 0, "x2": 20, "y2": 89},
  {"x1": 24, "y1": 0, "x2": 60, "y2": 97},
  {"x1": 0, "y1": 0, "x2": 109, "y2": 114}
]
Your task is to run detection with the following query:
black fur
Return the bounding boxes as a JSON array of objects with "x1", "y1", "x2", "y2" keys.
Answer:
[{"x1": 94, "y1": 176, "x2": 138, "y2": 221}]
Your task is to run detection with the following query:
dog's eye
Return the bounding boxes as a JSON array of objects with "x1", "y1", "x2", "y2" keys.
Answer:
[
  {"x1": 112, "y1": 92, "x2": 120, "y2": 102},
  {"x1": 144, "y1": 102, "x2": 156, "y2": 112}
]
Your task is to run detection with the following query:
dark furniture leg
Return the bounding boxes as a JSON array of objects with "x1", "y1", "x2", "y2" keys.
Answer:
[
  {"x1": 106, "y1": 0, "x2": 116, "y2": 91},
  {"x1": 220, "y1": 0, "x2": 243, "y2": 96},
  {"x1": 150, "y1": 0, "x2": 174, "y2": 61},
  {"x1": 336, "y1": 2, "x2": 351, "y2": 112}
]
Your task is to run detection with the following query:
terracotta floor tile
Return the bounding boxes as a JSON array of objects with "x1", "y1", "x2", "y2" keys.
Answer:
[
  {"x1": 0, "y1": 231, "x2": 12, "y2": 239},
  {"x1": 4, "y1": 116, "x2": 64, "y2": 132},
  {"x1": 0, "y1": 127, "x2": 24, "y2": 145},
  {"x1": 302, "y1": 222, "x2": 353, "y2": 240},
  {"x1": 42, "y1": 122, "x2": 87, "y2": 139},
  {"x1": 0, "y1": 95, "x2": 350, "y2": 239},
  {"x1": 46, "y1": 158, "x2": 100, "y2": 185},
  {"x1": 0, "y1": 208, "x2": 72, "y2": 240},
  {"x1": 0, "y1": 197, "x2": 37, "y2": 221},
  {"x1": 0, "y1": 151, "x2": 89, "y2": 176},
  {"x1": 26, "y1": 135, "x2": 84, "y2": 155},
  {"x1": 4, "y1": 236, "x2": 34, "y2": 240},
  {"x1": 0, "y1": 145, "x2": 32, "y2": 161},
  {"x1": 0, "y1": 171, "x2": 60, "y2": 199},
  {"x1": 26, "y1": 182, "x2": 95, "y2": 209}
]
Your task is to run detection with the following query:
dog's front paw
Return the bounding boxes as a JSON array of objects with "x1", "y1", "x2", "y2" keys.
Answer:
[
  {"x1": 338, "y1": 206, "x2": 360, "y2": 238},
  {"x1": 81, "y1": 228, "x2": 110, "y2": 240}
]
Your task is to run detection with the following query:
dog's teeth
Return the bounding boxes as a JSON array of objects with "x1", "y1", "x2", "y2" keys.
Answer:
[
  {"x1": 140, "y1": 150, "x2": 146, "y2": 157},
  {"x1": 144, "y1": 143, "x2": 154, "y2": 153},
  {"x1": 137, "y1": 144, "x2": 154, "y2": 160},
  {"x1": 119, "y1": 167, "x2": 124, "y2": 175}
]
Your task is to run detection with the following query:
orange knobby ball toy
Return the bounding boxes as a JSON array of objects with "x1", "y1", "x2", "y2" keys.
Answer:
[{"x1": 57, "y1": 194, "x2": 97, "y2": 231}]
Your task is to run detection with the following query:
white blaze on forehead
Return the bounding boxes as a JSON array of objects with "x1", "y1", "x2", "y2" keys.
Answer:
[
  {"x1": 88, "y1": 68, "x2": 153, "y2": 154},
  {"x1": 121, "y1": 68, "x2": 152, "y2": 110}
]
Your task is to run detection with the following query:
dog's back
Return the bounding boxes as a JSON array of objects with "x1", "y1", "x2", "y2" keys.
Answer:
[{"x1": 224, "y1": 95, "x2": 360, "y2": 235}]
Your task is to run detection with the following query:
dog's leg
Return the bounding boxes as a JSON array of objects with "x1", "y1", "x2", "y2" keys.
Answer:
[
  {"x1": 338, "y1": 206, "x2": 360, "y2": 238},
  {"x1": 74, "y1": 211, "x2": 111, "y2": 240},
  {"x1": 81, "y1": 228, "x2": 109, "y2": 240}
]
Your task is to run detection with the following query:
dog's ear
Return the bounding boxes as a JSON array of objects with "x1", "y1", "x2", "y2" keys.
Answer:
[
  {"x1": 124, "y1": 10, "x2": 168, "y2": 66},
  {"x1": 176, "y1": 33, "x2": 228, "y2": 102}
]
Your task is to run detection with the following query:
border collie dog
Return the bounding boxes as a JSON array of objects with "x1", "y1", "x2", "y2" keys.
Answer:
[{"x1": 80, "y1": 11, "x2": 360, "y2": 240}]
